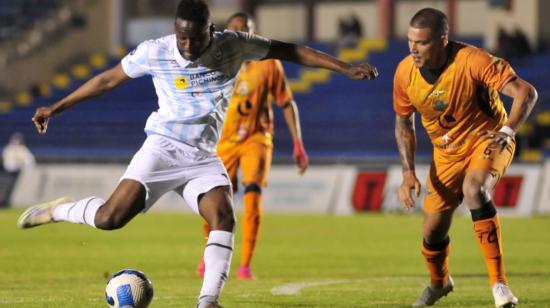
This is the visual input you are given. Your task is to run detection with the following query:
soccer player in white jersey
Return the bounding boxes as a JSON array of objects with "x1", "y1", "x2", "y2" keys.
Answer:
[{"x1": 17, "y1": 0, "x2": 378, "y2": 307}]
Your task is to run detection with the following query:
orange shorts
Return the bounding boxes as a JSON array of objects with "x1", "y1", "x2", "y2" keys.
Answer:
[
  {"x1": 216, "y1": 136, "x2": 272, "y2": 191},
  {"x1": 423, "y1": 138, "x2": 515, "y2": 213}
]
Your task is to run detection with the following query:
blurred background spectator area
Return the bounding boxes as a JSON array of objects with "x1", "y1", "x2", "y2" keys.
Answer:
[{"x1": 0, "y1": 0, "x2": 549, "y2": 164}]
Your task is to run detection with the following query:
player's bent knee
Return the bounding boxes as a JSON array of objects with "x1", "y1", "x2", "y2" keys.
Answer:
[
  {"x1": 422, "y1": 218, "x2": 451, "y2": 243},
  {"x1": 94, "y1": 207, "x2": 130, "y2": 230},
  {"x1": 94, "y1": 215, "x2": 126, "y2": 230},
  {"x1": 422, "y1": 227, "x2": 445, "y2": 243},
  {"x1": 462, "y1": 181, "x2": 491, "y2": 205},
  {"x1": 462, "y1": 182, "x2": 480, "y2": 198},
  {"x1": 210, "y1": 208, "x2": 236, "y2": 231}
]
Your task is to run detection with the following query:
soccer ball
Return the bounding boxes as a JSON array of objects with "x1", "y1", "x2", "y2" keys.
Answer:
[{"x1": 105, "y1": 269, "x2": 154, "y2": 308}]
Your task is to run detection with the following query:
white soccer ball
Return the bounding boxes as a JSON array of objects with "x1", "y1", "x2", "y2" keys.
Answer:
[{"x1": 105, "y1": 269, "x2": 154, "y2": 308}]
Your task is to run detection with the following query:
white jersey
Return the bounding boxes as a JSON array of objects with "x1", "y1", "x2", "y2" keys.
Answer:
[{"x1": 121, "y1": 31, "x2": 271, "y2": 152}]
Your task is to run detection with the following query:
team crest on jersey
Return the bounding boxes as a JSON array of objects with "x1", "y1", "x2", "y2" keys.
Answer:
[
  {"x1": 174, "y1": 76, "x2": 189, "y2": 89},
  {"x1": 432, "y1": 100, "x2": 448, "y2": 112}
]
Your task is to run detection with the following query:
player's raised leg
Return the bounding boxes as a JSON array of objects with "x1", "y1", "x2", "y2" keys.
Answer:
[
  {"x1": 195, "y1": 186, "x2": 235, "y2": 308},
  {"x1": 17, "y1": 179, "x2": 146, "y2": 230}
]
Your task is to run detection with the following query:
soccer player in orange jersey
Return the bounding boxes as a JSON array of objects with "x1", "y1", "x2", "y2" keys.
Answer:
[
  {"x1": 394, "y1": 8, "x2": 537, "y2": 308},
  {"x1": 196, "y1": 12, "x2": 309, "y2": 280}
]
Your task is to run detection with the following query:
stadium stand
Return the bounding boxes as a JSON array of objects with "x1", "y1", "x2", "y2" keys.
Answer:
[
  {"x1": 0, "y1": 37, "x2": 548, "y2": 162},
  {"x1": 0, "y1": 0, "x2": 62, "y2": 42}
]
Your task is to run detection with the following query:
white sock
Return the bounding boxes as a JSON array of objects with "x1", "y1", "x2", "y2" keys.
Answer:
[
  {"x1": 199, "y1": 230, "x2": 234, "y2": 303},
  {"x1": 52, "y1": 196, "x2": 104, "y2": 228}
]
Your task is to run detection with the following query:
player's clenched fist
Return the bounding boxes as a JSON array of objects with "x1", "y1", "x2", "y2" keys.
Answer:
[
  {"x1": 345, "y1": 63, "x2": 379, "y2": 80},
  {"x1": 32, "y1": 106, "x2": 54, "y2": 134}
]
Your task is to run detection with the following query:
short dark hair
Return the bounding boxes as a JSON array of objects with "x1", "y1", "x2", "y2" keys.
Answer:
[
  {"x1": 226, "y1": 12, "x2": 253, "y2": 25},
  {"x1": 410, "y1": 8, "x2": 449, "y2": 38},
  {"x1": 176, "y1": 0, "x2": 210, "y2": 25}
]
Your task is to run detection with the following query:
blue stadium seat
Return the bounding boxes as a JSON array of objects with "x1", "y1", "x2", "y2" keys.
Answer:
[{"x1": 1, "y1": 39, "x2": 549, "y2": 161}]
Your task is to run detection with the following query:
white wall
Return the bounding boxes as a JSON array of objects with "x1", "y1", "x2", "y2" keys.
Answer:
[
  {"x1": 395, "y1": 0, "x2": 447, "y2": 38},
  {"x1": 256, "y1": 4, "x2": 307, "y2": 41},
  {"x1": 255, "y1": 0, "x2": 543, "y2": 49},
  {"x1": 485, "y1": 0, "x2": 539, "y2": 51},
  {"x1": 456, "y1": 0, "x2": 486, "y2": 37},
  {"x1": 124, "y1": 1, "x2": 543, "y2": 46}
]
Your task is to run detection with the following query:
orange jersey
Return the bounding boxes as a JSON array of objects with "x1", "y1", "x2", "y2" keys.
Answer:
[
  {"x1": 219, "y1": 59, "x2": 293, "y2": 146},
  {"x1": 393, "y1": 41, "x2": 516, "y2": 158}
]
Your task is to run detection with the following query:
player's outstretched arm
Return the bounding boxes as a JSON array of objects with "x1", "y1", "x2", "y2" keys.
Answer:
[
  {"x1": 282, "y1": 100, "x2": 308, "y2": 175},
  {"x1": 395, "y1": 113, "x2": 420, "y2": 209},
  {"x1": 263, "y1": 40, "x2": 378, "y2": 80},
  {"x1": 32, "y1": 63, "x2": 131, "y2": 134}
]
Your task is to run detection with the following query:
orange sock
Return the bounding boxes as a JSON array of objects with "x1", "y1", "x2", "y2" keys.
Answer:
[
  {"x1": 240, "y1": 191, "x2": 262, "y2": 267},
  {"x1": 421, "y1": 238, "x2": 451, "y2": 288},
  {"x1": 473, "y1": 215, "x2": 507, "y2": 285},
  {"x1": 201, "y1": 219, "x2": 210, "y2": 242}
]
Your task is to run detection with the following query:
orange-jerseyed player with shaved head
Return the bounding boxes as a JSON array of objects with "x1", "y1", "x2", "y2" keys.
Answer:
[
  {"x1": 196, "y1": 12, "x2": 309, "y2": 280},
  {"x1": 394, "y1": 8, "x2": 537, "y2": 308}
]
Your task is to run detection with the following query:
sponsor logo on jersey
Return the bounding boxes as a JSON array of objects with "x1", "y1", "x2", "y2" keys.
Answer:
[
  {"x1": 441, "y1": 133, "x2": 454, "y2": 145},
  {"x1": 174, "y1": 76, "x2": 189, "y2": 89},
  {"x1": 188, "y1": 71, "x2": 226, "y2": 86},
  {"x1": 235, "y1": 81, "x2": 249, "y2": 96},
  {"x1": 428, "y1": 90, "x2": 445, "y2": 99}
]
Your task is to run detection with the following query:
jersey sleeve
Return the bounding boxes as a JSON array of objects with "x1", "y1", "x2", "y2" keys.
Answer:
[
  {"x1": 121, "y1": 40, "x2": 152, "y2": 78},
  {"x1": 268, "y1": 60, "x2": 293, "y2": 107},
  {"x1": 234, "y1": 31, "x2": 271, "y2": 61},
  {"x1": 393, "y1": 61, "x2": 415, "y2": 116},
  {"x1": 467, "y1": 48, "x2": 516, "y2": 91}
]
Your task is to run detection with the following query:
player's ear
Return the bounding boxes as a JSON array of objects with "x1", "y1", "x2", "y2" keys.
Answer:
[
  {"x1": 209, "y1": 23, "x2": 215, "y2": 36},
  {"x1": 440, "y1": 34, "x2": 449, "y2": 47}
]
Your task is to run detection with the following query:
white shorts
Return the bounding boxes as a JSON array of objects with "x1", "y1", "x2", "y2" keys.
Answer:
[{"x1": 121, "y1": 134, "x2": 231, "y2": 214}]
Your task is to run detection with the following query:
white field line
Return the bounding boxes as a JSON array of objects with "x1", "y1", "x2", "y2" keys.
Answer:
[
  {"x1": 270, "y1": 276, "x2": 423, "y2": 296},
  {"x1": 271, "y1": 279, "x2": 349, "y2": 295}
]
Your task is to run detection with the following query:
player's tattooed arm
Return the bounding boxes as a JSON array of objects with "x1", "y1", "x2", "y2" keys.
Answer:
[
  {"x1": 395, "y1": 113, "x2": 421, "y2": 209},
  {"x1": 395, "y1": 114, "x2": 416, "y2": 173}
]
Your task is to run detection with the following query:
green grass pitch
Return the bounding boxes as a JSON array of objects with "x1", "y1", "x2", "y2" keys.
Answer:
[{"x1": 1, "y1": 208, "x2": 549, "y2": 307}]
